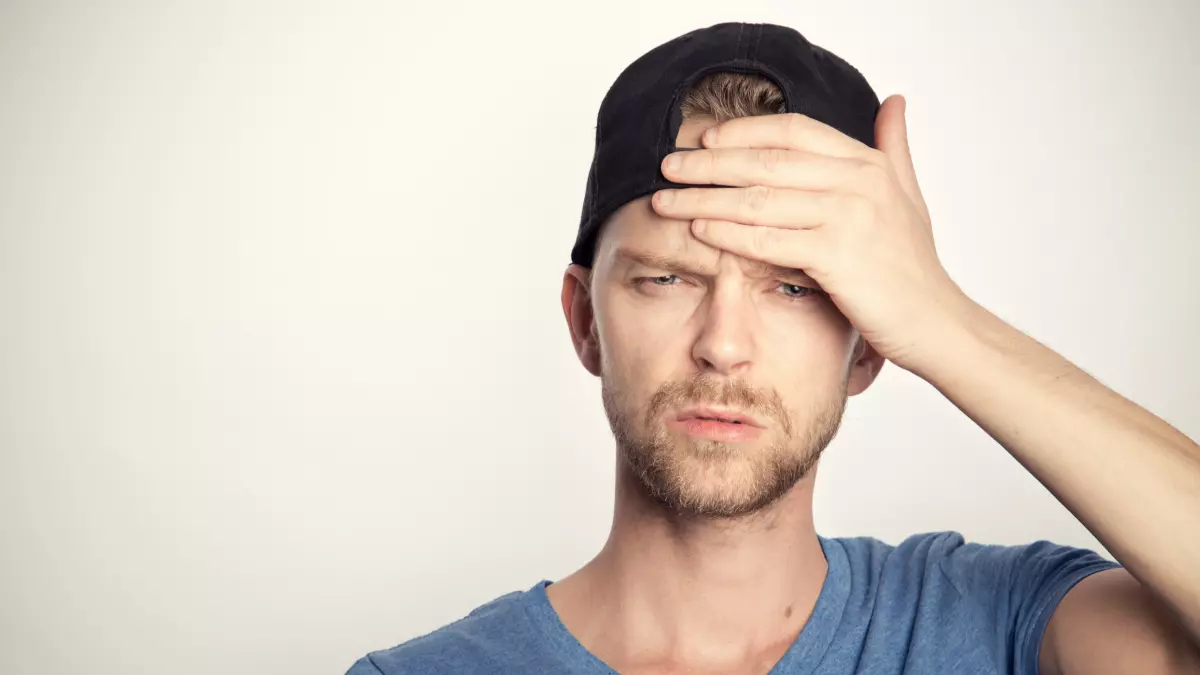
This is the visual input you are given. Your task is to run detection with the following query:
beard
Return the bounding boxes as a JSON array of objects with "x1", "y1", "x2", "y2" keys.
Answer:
[{"x1": 602, "y1": 371, "x2": 848, "y2": 519}]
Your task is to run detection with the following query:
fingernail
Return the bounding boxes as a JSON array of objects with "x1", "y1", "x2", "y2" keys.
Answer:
[
  {"x1": 703, "y1": 127, "x2": 718, "y2": 146},
  {"x1": 656, "y1": 190, "x2": 675, "y2": 207},
  {"x1": 662, "y1": 154, "x2": 681, "y2": 173}
]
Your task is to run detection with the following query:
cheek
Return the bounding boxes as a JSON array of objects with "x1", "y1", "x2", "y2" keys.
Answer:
[
  {"x1": 757, "y1": 317, "x2": 856, "y2": 381},
  {"x1": 597, "y1": 299, "x2": 693, "y2": 386},
  {"x1": 603, "y1": 320, "x2": 687, "y2": 384},
  {"x1": 599, "y1": 285, "x2": 690, "y2": 348}
]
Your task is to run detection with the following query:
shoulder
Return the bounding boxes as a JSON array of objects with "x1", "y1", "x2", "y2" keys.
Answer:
[
  {"x1": 828, "y1": 530, "x2": 1115, "y2": 577},
  {"x1": 824, "y1": 529, "x2": 967, "y2": 578},
  {"x1": 825, "y1": 528, "x2": 963, "y2": 558},
  {"x1": 825, "y1": 529, "x2": 1118, "y2": 601},
  {"x1": 824, "y1": 531, "x2": 1120, "y2": 673},
  {"x1": 822, "y1": 530, "x2": 970, "y2": 605},
  {"x1": 345, "y1": 586, "x2": 542, "y2": 675}
]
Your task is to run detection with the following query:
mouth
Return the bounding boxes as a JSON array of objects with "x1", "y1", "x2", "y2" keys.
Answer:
[
  {"x1": 675, "y1": 407, "x2": 764, "y2": 428},
  {"x1": 667, "y1": 407, "x2": 765, "y2": 443}
]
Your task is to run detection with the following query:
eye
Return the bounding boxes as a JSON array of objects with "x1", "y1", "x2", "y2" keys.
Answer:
[
  {"x1": 638, "y1": 275, "x2": 683, "y2": 286},
  {"x1": 779, "y1": 282, "x2": 819, "y2": 299},
  {"x1": 632, "y1": 274, "x2": 689, "y2": 297}
]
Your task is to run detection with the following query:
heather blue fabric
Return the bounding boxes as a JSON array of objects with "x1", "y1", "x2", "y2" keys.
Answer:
[{"x1": 345, "y1": 531, "x2": 1119, "y2": 675}]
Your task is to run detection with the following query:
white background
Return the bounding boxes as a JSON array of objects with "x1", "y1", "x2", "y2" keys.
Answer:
[{"x1": 1, "y1": 1, "x2": 1197, "y2": 673}]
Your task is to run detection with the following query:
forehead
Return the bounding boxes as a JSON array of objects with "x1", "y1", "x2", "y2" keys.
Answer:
[
  {"x1": 596, "y1": 197, "x2": 817, "y2": 284},
  {"x1": 596, "y1": 194, "x2": 713, "y2": 263},
  {"x1": 589, "y1": 117, "x2": 714, "y2": 263},
  {"x1": 591, "y1": 116, "x2": 815, "y2": 282}
]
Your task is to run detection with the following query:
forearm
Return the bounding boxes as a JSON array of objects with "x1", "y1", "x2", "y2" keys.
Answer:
[{"x1": 906, "y1": 295, "x2": 1200, "y2": 642}]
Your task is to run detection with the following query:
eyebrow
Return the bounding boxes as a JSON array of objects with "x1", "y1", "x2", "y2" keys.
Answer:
[
  {"x1": 614, "y1": 247, "x2": 818, "y2": 285},
  {"x1": 615, "y1": 249, "x2": 708, "y2": 276}
]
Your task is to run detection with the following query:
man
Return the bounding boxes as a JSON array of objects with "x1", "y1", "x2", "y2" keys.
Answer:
[{"x1": 347, "y1": 22, "x2": 1200, "y2": 675}]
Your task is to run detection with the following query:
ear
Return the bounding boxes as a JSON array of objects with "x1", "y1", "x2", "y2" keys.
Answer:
[
  {"x1": 561, "y1": 264, "x2": 602, "y2": 376},
  {"x1": 847, "y1": 334, "x2": 886, "y2": 396}
]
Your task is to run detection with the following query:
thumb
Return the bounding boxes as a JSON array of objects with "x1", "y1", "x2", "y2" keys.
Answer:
[{"x1": 875, "y1": 94, "x2": 930, "y2": 224}]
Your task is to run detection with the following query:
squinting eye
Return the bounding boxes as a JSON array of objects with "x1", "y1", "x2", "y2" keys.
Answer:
[
  {"x1": 632, "y1": 275, "x2": 686, "y2": 295},
  {"x1": 780, "y1": 283, "x2": 817, "y2": 298}
]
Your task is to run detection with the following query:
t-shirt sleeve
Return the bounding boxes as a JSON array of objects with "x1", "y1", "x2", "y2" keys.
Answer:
[
  {"x1": 935, "y1": 535, "x2": 1122, "y2": 675},
  {"x1": 345, "y1": 655, "x2": 386, "y2": 675}
]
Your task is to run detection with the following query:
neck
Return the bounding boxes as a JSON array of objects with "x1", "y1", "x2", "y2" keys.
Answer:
[{"x1": 547, "y1": 460, "x2": 828, "y2": 671}]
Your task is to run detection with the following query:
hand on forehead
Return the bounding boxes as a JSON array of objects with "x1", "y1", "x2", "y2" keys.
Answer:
[{"x1": 599, "y1": 196, "x2": 819, "y2": 286}]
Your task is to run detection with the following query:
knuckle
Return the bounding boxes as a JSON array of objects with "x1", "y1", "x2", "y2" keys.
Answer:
[
  {"x1": 706, "y1": 149, "x2": 725, "y2": 175},
  {"x1": 758, "y1": 148, "x2": 785, "y2": 174},
  {"x1": 753, "y1": 227, "x2": 779, "y2": 255},
  {"x1": 743, "y1": 185, "x2": 773, "y2": 214},
  {"x1": 853, "y1": 160, "x2": 888, "y2": 191}
]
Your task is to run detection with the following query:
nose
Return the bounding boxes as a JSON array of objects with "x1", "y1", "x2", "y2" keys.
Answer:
[{"x1": 691, "y1": 282, "x2": 757, "y2": 376}]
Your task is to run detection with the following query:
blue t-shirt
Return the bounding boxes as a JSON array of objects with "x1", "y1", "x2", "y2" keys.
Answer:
[{"x1": 346, "y1": 531, "x2": 1119, "y2": 674}]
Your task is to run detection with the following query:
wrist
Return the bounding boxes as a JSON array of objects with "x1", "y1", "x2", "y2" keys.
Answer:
[{"x1": 894, "y1": 286, "x2": 992, "y2": 381}]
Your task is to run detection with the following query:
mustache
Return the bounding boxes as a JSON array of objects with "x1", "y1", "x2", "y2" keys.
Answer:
[{"x1": 645, "y1": 375, "x2": 793, "y2": 436}]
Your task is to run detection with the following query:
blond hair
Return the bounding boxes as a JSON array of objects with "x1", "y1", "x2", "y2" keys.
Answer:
[{"x1": 678, "y1": 71, "x2": 786, "y2": 122}]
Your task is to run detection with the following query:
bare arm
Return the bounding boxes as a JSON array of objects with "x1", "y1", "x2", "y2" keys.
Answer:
[
  {"x1": 655, "y1": 99, "x2": 1200, "y2": 672},
  {"x1": 908, "y1": 295, "x2": 1200, "y2": 674},
  {"x1": 1040, "y1": 569, "x2": 1200, "y2": 675}
]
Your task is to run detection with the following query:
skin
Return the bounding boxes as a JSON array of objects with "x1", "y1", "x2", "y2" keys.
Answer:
[
  {"x1": 557, "y1": 96, "x2": 1200, "y2": 675},
  {"x1": 555, "y1": 118, "x2": 872, "y2": 675}
]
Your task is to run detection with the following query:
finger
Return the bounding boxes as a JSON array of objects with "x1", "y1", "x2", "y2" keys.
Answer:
[
  {"x1": 653, "y1": 186, "x2": 843, "y2": 229},
  {"x1": 874, "y1": 95, "x2": 931, "y2": 224},
  {"x1": 662, "y1": 147, "x2": 867, "y2": 191},
  {"x1": 702, "y1": 112, "x2": 874, "y2": 160},
  {"x1": 690, "y1": 219, "x2": 825, "y2": 271}
]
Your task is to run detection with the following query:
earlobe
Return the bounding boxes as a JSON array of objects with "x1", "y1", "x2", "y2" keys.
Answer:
[{"x1": 561, "y1": 265, "x2": 602, "y2": 376}]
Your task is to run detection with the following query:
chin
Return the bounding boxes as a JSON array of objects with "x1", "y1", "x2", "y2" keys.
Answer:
[
  {"x1": 630, "y1": 437, "x2": 814, "y2": 519},
  {"x1": 601, "y1": 372, "x2": 847, "y2": 519}
]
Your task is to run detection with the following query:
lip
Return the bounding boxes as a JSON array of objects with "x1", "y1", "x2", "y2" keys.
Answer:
[
  {"x1": 674, "y1": 407, "x2": 764, "y2": 428},
  {"x1": 666, "y1": 416, "x2": 764, "y2": 443},
  {"x1": 665, "y1": 406, "x2": 766, "y2": 443}
]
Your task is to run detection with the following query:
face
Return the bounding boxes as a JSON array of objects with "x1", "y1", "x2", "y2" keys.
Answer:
[{"x1": 564, "y1": 119, "x2": 880, "y2": 519}]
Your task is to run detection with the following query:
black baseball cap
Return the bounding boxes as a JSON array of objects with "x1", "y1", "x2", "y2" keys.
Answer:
[{"x1": 571, "y1": 22, "x2": 881, "y2": 267}]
